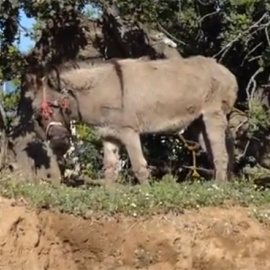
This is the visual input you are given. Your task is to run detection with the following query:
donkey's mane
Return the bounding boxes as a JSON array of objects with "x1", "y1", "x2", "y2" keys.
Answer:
[{"x1": 47, "y1": 56, "x2": 151, "y2": 74}]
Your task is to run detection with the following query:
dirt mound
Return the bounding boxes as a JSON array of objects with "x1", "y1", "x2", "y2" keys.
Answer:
[{"x1": 0, "y1": 197, "x2": 270, "y2": 270}]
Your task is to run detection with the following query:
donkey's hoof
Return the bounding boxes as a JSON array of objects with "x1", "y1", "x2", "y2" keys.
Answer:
[
  {"x1": 139, "y1": 179, "x2": 150, "y2": 186},
  {"x1": 214, "y1": 178, "x2": 227, "y2": 184},
  {"x1": 135, "y1": 168, "x2": 150, "y2": 186},
  {"x1": 104, "y1": 181, "x2": 124, "y2": 191}
]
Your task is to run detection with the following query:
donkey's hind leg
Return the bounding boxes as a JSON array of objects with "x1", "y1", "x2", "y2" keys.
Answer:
[
  {"x1": 103, "y1": 140, "x2": 120, "y2": 184},
  {"x1": 225, "y1": 126, "x2": 235, "y2": 181},
  {"x1": 120, "y1": 128, "x2": 150, "y2": 185},
  {"x1": 203, "y1": 110, "x2": 228, "y2": 182}
]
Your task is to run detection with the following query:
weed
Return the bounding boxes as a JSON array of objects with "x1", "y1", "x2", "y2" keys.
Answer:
[{"x1": 1, "y1": 176, "x2": 270, "y2": 218}]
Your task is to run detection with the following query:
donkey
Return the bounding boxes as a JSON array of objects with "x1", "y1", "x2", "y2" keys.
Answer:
[
  {"x1": 30, "y1": 55, "x2": 238, "y2": 185},
  {"x1": 27, "y1": 29, "x2": 180, "y2": 181}
]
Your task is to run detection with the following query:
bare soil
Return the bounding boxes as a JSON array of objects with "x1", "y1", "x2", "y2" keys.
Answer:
[{"x1": 0, "y1": 197, "x2": 270, "y2": 270}]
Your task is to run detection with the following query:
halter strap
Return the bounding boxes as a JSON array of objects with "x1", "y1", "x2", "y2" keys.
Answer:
[{"x1": 45, "y1": 121, "x2": 63, "y2": 136}]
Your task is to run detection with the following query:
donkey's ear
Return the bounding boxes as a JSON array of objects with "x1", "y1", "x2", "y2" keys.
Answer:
[
  {"x1": 47, "y1": 74, "x2": 57, "y2": 90},
  {"x1": 22, "y1": 64, "x2": 46, "y2": 92},
  {"x1": 47, "y1": 66, "x2": 57, "y2": 79},
  {"x1": 22, "y1": 72, "x2": 40, "y2": 92}
]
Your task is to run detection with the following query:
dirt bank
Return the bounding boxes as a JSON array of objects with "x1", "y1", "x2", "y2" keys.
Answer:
[{"x1": 0, "y1": 197, "x2": 270, "y2": 270}]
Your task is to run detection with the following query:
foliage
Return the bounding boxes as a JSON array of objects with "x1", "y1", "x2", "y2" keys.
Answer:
[
  {"x1": 1, "y1": 176, "x2": 270, "y2": 217},
  {"x1": 0, "y1": 86, "x2": 20, "y2": 133},
  {"x1": 70, "y1": 123, "x2": 103, "y2": 178},
  {"x1": 30, "y1": 18, "x2": 45, "y2": 42},
  {"x1": 248, "y1": 99, "x2": 270, "y2": 134},
  {"x1": 1, "y1": 0, "x2": 270, "y2": 80},
  {"x1": 0, "y1": 89, "x2": 19, "y2": 111}
]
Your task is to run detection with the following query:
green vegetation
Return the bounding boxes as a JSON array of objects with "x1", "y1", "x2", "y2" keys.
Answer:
[{"x1": 1, "y1": 176, "x2": 270, "y2": 219}]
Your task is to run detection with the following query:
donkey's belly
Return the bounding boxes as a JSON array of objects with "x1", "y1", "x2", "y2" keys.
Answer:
[
  {"x1": 139, "y1": 112, "x2": 201, "y2": 134},
  {"x1": 129, "y1": 89, "x2": 204, "y2": 134}
]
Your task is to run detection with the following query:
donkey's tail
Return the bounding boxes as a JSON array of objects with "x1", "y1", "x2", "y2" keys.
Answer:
[{"x1": 0, "y1": 100, "x2": 8, "y2": 171}]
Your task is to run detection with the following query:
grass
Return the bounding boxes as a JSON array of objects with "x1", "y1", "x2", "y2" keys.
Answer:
[{"x1": 1, "y1": 176, "x2": 270, "y2": 219}]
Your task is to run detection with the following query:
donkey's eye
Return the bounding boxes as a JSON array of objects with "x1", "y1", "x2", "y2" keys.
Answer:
[{"x1": 47, "y1": 101, "x2": 59, "y2": 108}]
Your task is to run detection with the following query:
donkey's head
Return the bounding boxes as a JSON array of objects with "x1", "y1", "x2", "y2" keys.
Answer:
[{"x1": 26, "y1": 65, "x2": 74, "y2": 157}]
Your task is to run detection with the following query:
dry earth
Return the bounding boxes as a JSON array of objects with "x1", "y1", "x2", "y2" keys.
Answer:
[{"x1": 0, "y1": 196, "x2": 270, "y2": 270}]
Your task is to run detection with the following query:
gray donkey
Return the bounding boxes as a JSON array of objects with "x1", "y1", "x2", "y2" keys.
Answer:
[{"x1": 32, "y1": 56, "x2": 238, "y2": 185}]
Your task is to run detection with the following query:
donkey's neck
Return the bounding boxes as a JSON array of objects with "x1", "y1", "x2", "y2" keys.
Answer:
[
  {"x1": 61, "y1": 65, "x2": 112, "y2": 92},
  {"x1": 68, "y1": 91, "x2": 108, "y2": 128}
]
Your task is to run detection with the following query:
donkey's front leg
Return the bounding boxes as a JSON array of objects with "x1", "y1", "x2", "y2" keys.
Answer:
[
  {"x1": 203, "y1": 110, "x2": 229, "y2": 182},
  {"x1": 103, "y1": 140, "x2": 120, "y2": 184},
  {"x1": 120, "y1": 128, "x2": 150, "y2": 185}
]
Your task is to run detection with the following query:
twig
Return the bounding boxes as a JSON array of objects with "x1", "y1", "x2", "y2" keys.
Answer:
[
  {"x1": 232, "y1": 107, "x2": 247, "y2": 115},
  {"x1": 157, "y1": 23, "x2": 186, "y2": 45},
  {"x1": 246, "y1": 67, "x2": 264, "y2": 111},
  {"x1": 248, "y1": 55, "x2": 262, "y2": 63},
  {"x1": 214, "y1": 12, "x2": 268, "y2": 62},
  {"x1": 229, "y1": 107, "x2": 248, "y2": 137},
  {"x1": 197, "y1": 0, "x2": 211, "y2": 6},
  {"x1": 18, "y1": 22, "x2": 32, "y2": 34},
  {"x1": 243, "y1": 139, "x2": 251, "y2": 157},
  {"x1": 182, "y1": 165, "x2": 213, "y2": 174},
  {"x1": 178, "y1": 0, "x2": 181, "y2": 16},
  {"x1": 233, "y1": 119, "x2": 248, "y2": 138},
  {"x1": 241, "y1": 42, "x2": 263, "y2": 66},
  {"x1": 198, "y1": 10, "x2": 220, "y2": 23},
  {"x1": 261, "y1": 84, "x2": 270, "y2": 88},
  {"x1": 237, "y1": 139, "x2": 251, "y2": 160},
  {"x1": 265, "y1": 26, "x2": 270, "y2": 47}
]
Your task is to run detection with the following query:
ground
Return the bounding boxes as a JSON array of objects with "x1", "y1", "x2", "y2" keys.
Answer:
[{"x1": 1, "y1": 195, "x2": 270, "y2": 270}]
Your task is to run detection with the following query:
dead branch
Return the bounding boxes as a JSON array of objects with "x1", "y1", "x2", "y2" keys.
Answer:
[
  {"x1": 241, "y1": 42, "x2": 263, "y2": 66},
  {"x1": 198, "y1": 10, "x2": 221, "y2": 23},
  {"x1": 231, "y1": 107, "x2": 247, "y2": 115},
  {"x1": 236, "y1": 139, "x2": 250, "y2": 161},
  {"x1": 265, "y1": 26, "x2": 270, "y2": 47},
  {"x1": 248, "y1": 55, "x2": 263, "y2": 63},
  {"x1": 157, "y1": 22, "x2": 186, "y2": 46},
  {"x1": 246, "y1": 67, "x2": 264, "y2": 111},
  {"x1": 197, "y1": 0, "x2": 212, "y2": 6},
  {"x1": 182, "y1": 165, "x2": 213, "y2": 174},
  {"x1": 233, "y1": 119, "x2": 248, "y2": 138}
]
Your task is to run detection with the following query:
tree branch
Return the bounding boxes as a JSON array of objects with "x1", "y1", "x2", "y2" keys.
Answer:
[
  {"x1": 157, "y1": 22, "x2": 186, "y2": 46},
  {"x1": 246, "y1": 67, "x2": 264, "y2": 111},
  {"x1": 241, "y1": 42, "x2": 263, "y2": 66},
  {"x1": 214, "y1": 12, "x2": 269, "y2": 62},
  {"x1": 198, "y1": 10, "x2": 221, "y2": 23},
  {"x1": 265, "y1": 25, "x2": 270, "y2": 47}
]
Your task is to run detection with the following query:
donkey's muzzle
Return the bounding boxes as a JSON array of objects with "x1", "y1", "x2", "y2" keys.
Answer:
[{"x1": 47, "y1": 124, "x2": 71, "y2": 157}]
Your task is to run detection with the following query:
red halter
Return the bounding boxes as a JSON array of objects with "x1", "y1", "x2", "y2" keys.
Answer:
[
  {"x1": 41, "y1": 100, "x2": 52, "y2": 120},
  {"x1": 59, "y1": 96, "x2": 69, "y2": 109}
]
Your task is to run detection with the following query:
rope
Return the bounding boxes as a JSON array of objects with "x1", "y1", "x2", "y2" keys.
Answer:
[
  {"x1": 41, "y1": 100, "x2": 52, "y2": 120},
  {"x1": 41, "y1": 85, "x2": 52, "y2": 120}
]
